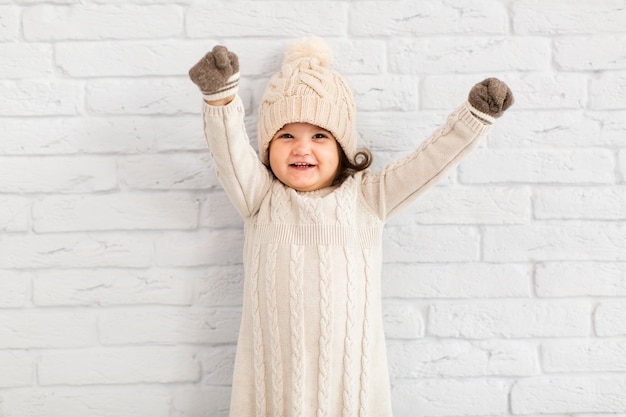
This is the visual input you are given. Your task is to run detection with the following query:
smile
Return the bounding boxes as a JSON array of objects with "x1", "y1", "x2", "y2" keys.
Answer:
[{"x1": 291, "y1": 163, "x2": 315, "y2": 168}]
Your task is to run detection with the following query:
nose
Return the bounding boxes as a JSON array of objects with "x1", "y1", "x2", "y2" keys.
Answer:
[{"x1": 292, "y1": 138, "x2": 311, "y2": 155}]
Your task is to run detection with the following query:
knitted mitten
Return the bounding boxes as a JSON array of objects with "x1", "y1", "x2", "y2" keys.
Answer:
[
  {"x1": 189, "y1": 45, "x2": 240, "y2": 101},
  {"x1": 467, "y1": 78, "x2": 514, "y2": 124}
]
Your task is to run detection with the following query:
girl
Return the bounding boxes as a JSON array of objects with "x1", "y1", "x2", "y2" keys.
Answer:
[{"x1": 189, "y1": 37, "x2": 513, "y2": 417}]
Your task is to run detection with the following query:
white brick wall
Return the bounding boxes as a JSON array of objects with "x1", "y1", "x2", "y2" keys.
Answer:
[{"x1": 1, "y1": 0, "x2": 625, "y2": 416}]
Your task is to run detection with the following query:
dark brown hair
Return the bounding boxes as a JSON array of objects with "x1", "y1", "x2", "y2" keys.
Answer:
[{"x1": 333, "y1": 146, "x2": 373, "y2": 185}]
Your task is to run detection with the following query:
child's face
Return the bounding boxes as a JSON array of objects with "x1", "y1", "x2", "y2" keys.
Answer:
[{"x1": 268, "y1": 123, "x2": 340, "y2": 192}]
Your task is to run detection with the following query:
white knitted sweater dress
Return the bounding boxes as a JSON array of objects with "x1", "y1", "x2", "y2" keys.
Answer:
[{"x1": 202, "y1": 96, "x2": 491, "y2": 417}]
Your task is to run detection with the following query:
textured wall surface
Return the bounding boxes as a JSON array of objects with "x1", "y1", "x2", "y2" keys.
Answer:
[{"x1": 1, "y1": 0, "x2": 626, "y2": 416}]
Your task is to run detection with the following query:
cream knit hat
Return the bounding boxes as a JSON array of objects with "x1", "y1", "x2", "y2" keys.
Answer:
[{"x1": 257, "y1": 37, "x2": 358, "y2": 164}]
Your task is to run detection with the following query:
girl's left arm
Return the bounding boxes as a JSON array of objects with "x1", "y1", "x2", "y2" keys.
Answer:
[{"x1": 361, "y1": 78, "x2": 513, "y2": 221}]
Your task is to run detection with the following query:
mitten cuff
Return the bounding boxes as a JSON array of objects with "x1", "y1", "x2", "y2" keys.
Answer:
[
  {"x1": 202, "y1": 72, "x2": 240, "y2": 102},
  {"x1": 467, "y1": 102, "x2": 496, "y2": 125}
]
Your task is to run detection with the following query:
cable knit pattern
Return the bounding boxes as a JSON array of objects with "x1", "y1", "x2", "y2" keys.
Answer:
[
  {"x1": 249, "y1": 243, "x2": 267, "y2": 417},
  {"x1": 289, "y1": 244, "x2": 305, "y2": 417},
  {"x1": 337, "y1": 183, "x2": 358, "y2": 415},
  {"x1": 359, "y1": 247, "x2": 373, "y2": 417},
  {"x1": 202, "y1": 97, "x2": 491, "y2": 417},
  {"x1": 317, "y1": 244, "x2": 333, "y2": 417},
  {"x1": 266, "y1": 242, "x2": 284, "y2": 416}
]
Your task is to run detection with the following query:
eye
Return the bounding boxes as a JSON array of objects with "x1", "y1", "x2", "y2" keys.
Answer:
[
  {"x1": 277, "y1": 133, "x2": 293, "y2": 139},
  {"x1": 313, "y1": 133, "x2": 329, "y2": 140}
]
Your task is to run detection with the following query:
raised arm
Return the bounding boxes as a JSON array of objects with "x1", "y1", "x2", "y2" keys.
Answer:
[
  {"x1": 362, "y1": 78, "x2": 514, "y2": 221},
  {"x1": 190, "y1": 46, "x2": 272, "y2": 218}
]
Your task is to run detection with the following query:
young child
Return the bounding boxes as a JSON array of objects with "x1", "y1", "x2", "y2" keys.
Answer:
[{"x1": 189, "y1": 37, "x2": 513, "y2": 417}]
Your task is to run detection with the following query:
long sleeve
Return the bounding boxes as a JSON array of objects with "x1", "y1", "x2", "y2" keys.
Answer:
[
  {"x1": 202, "y1": 95, "x2": 273, "y2": 218},
  {"x1": 361, "y1": 102, "x2": 491, "y2": 221}
]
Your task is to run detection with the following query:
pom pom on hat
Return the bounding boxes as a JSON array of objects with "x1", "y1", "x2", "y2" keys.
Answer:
[
  {"x1": 257, "y1": 37, "x2": 358, "y2": 165},
  {"x1": 283, "y1": 36, "x2": 333, "y2": 68}
]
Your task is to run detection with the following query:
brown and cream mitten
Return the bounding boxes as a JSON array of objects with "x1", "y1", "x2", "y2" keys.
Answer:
[
  {"x1": 467, "y1": 77, "x2": 514, "y2": 124},
  {"x1": 189, "y1": 45, "x2": 240, "y2": 101}
]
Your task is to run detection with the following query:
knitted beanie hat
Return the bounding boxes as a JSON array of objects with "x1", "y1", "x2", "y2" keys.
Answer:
[{"x1": 257, "y1": 37, "x2": 358, "y2": 164}]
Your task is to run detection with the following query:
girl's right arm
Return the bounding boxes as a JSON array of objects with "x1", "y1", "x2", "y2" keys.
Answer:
[
  {"x1": 191, "y1": 46, "x2": 273, "y2": 218},
  {"x1": 202, "y1": 96, "x2": 272, "y2": 218}
]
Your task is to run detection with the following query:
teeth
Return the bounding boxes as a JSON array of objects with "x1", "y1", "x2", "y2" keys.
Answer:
[{"x1": 293, "y1": 163, "x2": 312, "y2": 167}]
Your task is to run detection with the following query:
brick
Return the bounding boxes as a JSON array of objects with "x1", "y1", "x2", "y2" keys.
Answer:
[
  {"x1": 332, "y1": 39, "x2": 387, "y2": 75},
  {"x1": 595, "y1": 301, "x2": 626, "y2": 336},
  {"x1": 186, "y1": 2, "x2": 348, "y2": 38},
  {"x1": 198, "y1": 345, "x2": 236, "y2": 385},
  {"x1": 513, "y1": 0, "x2": 626, "y2": 34},
  {"x1": 483, "y1": 223, "x2": 626, "y2": 262},
  {"x1": 0, "y1": 351, "x2": 33, "y2": 388},
  {"x1": 555, "y1": 36, "x2": 626, "y2": 70},
  {"x1": 0, "y1": 310, "x2": 97, "y2": 348},
  {"x1": 424, "y1": 73, "x2": 586, "y2": 110},
  {"x1": 536, "y1": 262, "x2": 626, "y2": 297},
  {"x1": 0, "y1": 80, "x2": 82, "y2": 116},
  {"x1": 487, "y1": 110, "x2": 604, "y2": 148},
  {"x1": 511, "y1": 376, "x2": 626, "y2": 414},
  {"x1": 388, "y1": 340, "x2": 539, "y2": 378},
  {"x1": 117, "y1": 153, "x2": 219, "y2": 190},
  {"x1": 348, "y1": 75, "x2": 418, "y2": 111},
  {"x1": 192, "y1": 265, "x2": 244, "y2": 307},
  {"x1": 172, "y1": 386, "x2": 231, "y2": 417},
  {"x1": 358, "y1": 110, "x2": 451, "y2": 153},
  {"x1": 0, "y1": 233, "x2": 153, "y2": 269},
  {"x1": 542, "y1": 339, "x2": 626, "y2": 372},
  {"x1": 33, "y1": 268, "x2": 195, "y2": 307},
  {"x1": 0, "y1": 115, "x2": 204, "y2": 155},
  {"x1": 389, "y1": 37, "x2": 550, "y2": 74},
  {"x1": 428, "y1": 300, "x2": 591, "y2": 338},
  {"x1": 508, "y1": 73, "x2": 586, "y2": 109},
  {"x1": 86, "y1": 78, "x2": 197, "y2": 115},
  {"x1": 200, "y1": 191, "x2": 244, "y2": 229},
  {"x1": 535, "y1": 187, "x2": 626, "y2": 220},
  {"x1": 392, "y1": 378, "x2": 509, "y2": 417},
  {"x1": 32, "y1": 193, "x2": 200, "y2": 232},
  {"x1": 593, "y1": 111, "x2": 626, "y2": 146},
  {"x1": 590, "y1": 72, "x2": 626, "y2": 109},
  {"x1": 0, "y1": 43, "x2": 53, "y2": 78},
  {"x1": 383, "y1": 302, "x2": 425, "y2": 339},
  {"x1": 98, "y1": 307, "x2": 240, "y2": 345},
  {"x1": 56, "y1": 40, "x2": 207, "y2": 77},
  {"x1": 382, "y1": 225, "x2": 480, "y2": 262},
  {"x1": 350, "y1": 1, "x2": 508, "y2": 36},
  {"x1": 382, "y1": 263, "x2": 531, "y2": 299},
  {"x1": 23, "y1": 4, "x2": 183, "y2": 41},
  {"x1": 0, "y1": 6, "x2": 19, "y2": 41},
  {"x1": 39, "y1": 347, "x2": 200, "y2": 385},
  {"x1": 460, "y1": 149, "x2": 615, "y2": 184},
  {"x1": 0, "y1": 387, "x2": 172, "y2": 417},
  {"x1": 0, "y1": 156, "x2": 116, "y2": 193},
  {"x1": 388, "y1": 186, "x2": 531, "y2": 225},
  {"x1": 0, "y1": 196, "x2": 30, "y2": 232},
  {"x1": 0, "y1": 271, "x2": 31, "y2": 308},
  {"x1": 154, "y1": 229, "x2": 244, "y2": 267}
]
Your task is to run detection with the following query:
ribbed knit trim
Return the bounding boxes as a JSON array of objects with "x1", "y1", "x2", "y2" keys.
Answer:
[
  {"x1": 202, "y1": 72, "x2": 240, "y2": 102},
  {"x1": 202, "y1": 94, "x2": 245, "y2": 116},
  {"x1": 465, "y1": 102, "x2": 496, "y2": 125},
  {"x1": 251, "y1": 223, "x2": 381, "y2": 247}
]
